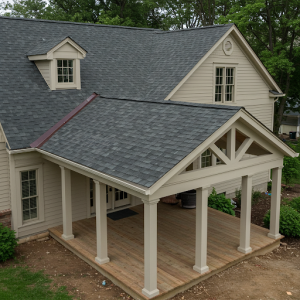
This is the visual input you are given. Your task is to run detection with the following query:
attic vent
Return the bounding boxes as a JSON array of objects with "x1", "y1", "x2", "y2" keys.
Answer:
[{"x1": 223, "y1": 37, "x2": 233, "y2": 56}]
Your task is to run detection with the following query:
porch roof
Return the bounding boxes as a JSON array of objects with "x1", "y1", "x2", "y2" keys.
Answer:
[{"x1": 40, "y1": 98, "x2": 241, "y2": 188}]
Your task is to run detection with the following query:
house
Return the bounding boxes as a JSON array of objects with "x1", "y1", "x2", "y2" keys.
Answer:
[
  {"x1": 279, "y1": 111, "x2": 300, "y2": 138},
  {"x1": 0, "y1": 16, "x2": 297, "y2": 299}
]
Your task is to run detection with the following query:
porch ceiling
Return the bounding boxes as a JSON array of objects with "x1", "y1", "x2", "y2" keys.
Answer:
[{"x1": 49, "y1": 203, "x2": 279, "y2": 300}]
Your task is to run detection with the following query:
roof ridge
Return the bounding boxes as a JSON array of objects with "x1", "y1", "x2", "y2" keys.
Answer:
[
  {"x1": 156, "y1": 23, "x2": 233, "y2": 34},
  {"x1": 0, "y1": 16, "x2": 161, "y2": 31},
  {"x1": 98, "y1": 95, "x2": 242, "y2": 111}
]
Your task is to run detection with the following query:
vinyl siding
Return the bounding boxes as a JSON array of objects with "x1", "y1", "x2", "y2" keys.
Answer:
[
  {"x1": 18, "y1": 159, "x2": 87, "y2": 238},
  {"x1": 35, "y1": 61, "x2": 50, "y2": 87},
  {"x1": 0, "y1": 143, "x2": 10, "y2": 211},
  {"x1": 170, "y1": 33, "x2": 272, "y2": 195}
]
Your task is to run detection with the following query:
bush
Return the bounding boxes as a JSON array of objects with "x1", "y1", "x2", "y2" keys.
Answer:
[
  {"x1": 208, "y1": 188, "x2": 235, "y2": 216},
  {"x1": 282, "y1": 156, "x2": 300, "y2": 186},
  {"x1": 263, "y1": 206, "x2": 300, "y2": 237},
  {"x1": 288, "y1": 197, "x2": 300, "y2": 213},
  {"x1": 234, "y1": 188, "x2": 241, "y2": 209},
  {"x1": 0, "y1": 224, "x2": 18, "y2": 262},
  {"x1": 267, "y1": 181, "x2": 272, "y2": 191},
  {"x1": 252, "y1": 190, "x2": 262, "y2": 204}
]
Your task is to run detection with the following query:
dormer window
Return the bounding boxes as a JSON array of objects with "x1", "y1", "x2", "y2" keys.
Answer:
[
  {"x1": 27, "y1": 36, "x2": 87, "y2": 91},
  {"x1": 57, "y1": 60, "x2": 74, "y2": 83}
]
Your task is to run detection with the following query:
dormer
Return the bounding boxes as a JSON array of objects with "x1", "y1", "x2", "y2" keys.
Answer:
[{"x1": 27, "y1": 36, "x2": 87, "y2": 90}]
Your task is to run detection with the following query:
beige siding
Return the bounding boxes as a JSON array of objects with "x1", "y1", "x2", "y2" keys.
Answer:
[
  {"x1": 55, "y1": 43, "x2": 78, "y2": 56},
  {"x1": 170, "y1": 33, "x2": 274, "y2": 130},
  {"x1": 170, "y1": 34, "x2": 273, "y2": 197},
  {"x1": 0, "y1": 143, "x2": 10, "y2": 211},
  {"x1": 35, "y1": 60, "x2": 50, "y2": 87},
  {"x1": 18, "y1": 160, "x2": 87, "y2": 238}
]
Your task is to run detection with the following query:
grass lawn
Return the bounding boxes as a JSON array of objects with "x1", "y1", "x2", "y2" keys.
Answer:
[{"x1": 0, "y1": 265, "x2": 72, "y2": 300}]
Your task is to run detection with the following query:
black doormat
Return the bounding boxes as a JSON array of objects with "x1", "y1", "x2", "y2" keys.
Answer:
[{"x1": 108, "y1": 208, "x2": 138, "y2": 221}]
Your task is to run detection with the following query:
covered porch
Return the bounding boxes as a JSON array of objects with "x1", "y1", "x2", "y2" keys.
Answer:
[{"x1": 49, "y1": 202, "x2": 281, "y2": 300}]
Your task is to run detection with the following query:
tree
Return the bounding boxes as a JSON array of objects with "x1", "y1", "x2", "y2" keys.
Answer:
[{"x1": 218, "y1": 0, "x2": 300, "y2": 135}]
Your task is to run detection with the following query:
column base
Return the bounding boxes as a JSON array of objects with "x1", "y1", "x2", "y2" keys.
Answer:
[
  {"x1": 95, "y1": 256, "x2": 110, "y2": 265},
  {"x1": 193, "y1": 265, "x2": 209, "y2": 274},
  {"x1": 142, "y1": 288, "x2": 159, "y2": 298},
  {"x1": 267, "y1": 233, "x2": 282, "y2": 240},
  {"x1": 61, "y1": 234, "x2": 74, "y2": 241},
  {"x1": 237, "y1": 246, "x2": 252, "y2": 254}
]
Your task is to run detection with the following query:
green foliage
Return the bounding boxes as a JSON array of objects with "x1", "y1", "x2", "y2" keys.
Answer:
[
  {"x1": 234, "y1": 188, "x2": 241, "y2": 209},
  {"x1": 263, "y1": 206, "x2": 300, "y2": 237},
  {"x1": 288, "y1": 197, "x2": 300, "y2": 213},
  {"x1": 267, "y1": 181, "x2": 272, "y2": 191},
  {"x1": 0, "y1": 266, "x2": 72, "y2": 300},
  {"x1": 252, "y1": 190, "x2": 262, "y2": 204},
  {"x1": 0, "y1": 224, "x2": 18, "y2": 262},
  {"x1": 208, "y1": 188, "x2": 235, "y2": 216},
  {"x1": 282, "y1": 156, "x2": 300, "y2": 186}
]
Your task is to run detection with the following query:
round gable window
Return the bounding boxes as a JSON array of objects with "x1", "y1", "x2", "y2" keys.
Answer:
[{"x1": 223, "y1": 38, "x2": 234, "y2": 56}]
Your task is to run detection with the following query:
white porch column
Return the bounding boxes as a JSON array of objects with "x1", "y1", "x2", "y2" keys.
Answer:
[
  {"x1": 268, "y1": 166, "x2": 283, "y2": 239},
  {"x1": 142, "y1": 199, "x2": 159, "y2": 298},
  {"x1": 238, "y1": 174, "x2": 253, "y2": 254},
  {"x1": 60, "y1": 166, "x2": 74, "y2": 240},
  {"x1": 94, "y1": 180, "x2": 110, "y2": 265},
  {"x1": 193, "y1": 186, "x2": 210, "y2": 274}
]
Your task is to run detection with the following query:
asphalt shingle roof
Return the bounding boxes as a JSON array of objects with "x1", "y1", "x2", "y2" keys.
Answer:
[
  {"x1": 41, "y1": 97, "x2": 241, "y2": 188},
  {"x1": 0, "y1": 16, "x2": 233, "y2": 150}
]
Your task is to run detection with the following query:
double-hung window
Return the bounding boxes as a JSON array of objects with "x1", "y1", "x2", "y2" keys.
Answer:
[
  {"x1": 21, "y1": 170, "x2": 38, "y2": 222},
  {"x1": 201, "y1": 150, "x2": 212, "y2": 168},
  {"x1": 57, "y1": 60, "x2": 74, "y2": 83},
  {"x1": 215, "y1": 66, "x2": 235, "y2": 103}
]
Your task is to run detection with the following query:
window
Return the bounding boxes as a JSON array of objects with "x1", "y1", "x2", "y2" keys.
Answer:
[
  {"x1": 215, "y1": 67, "x2": 235, "y2": 103},
  {"x1": 90, "y1": 179, "x2": 94, "y2": 208},
  {"x1": 57, "y1": 60, "x2": 74, "y2": 83},
  {"x1": 21, "y1": 170, "x2": 38, "y2": 222},
  {"x1": 115, "y1": 188, "x2": 128, "y2": 201},
  {"x1": 201, "y1": 150, "x2": 212, "y2": 168}
]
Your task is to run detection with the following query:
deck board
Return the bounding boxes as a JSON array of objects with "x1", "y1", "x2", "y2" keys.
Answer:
[{"x1": 49, "y1": 203, "x2": 281, "y2": 300}]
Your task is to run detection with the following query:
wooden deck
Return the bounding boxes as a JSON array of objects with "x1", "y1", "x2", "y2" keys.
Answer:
[{"x1": 49, "y1": 203, "x2": 281, "y2": 300}]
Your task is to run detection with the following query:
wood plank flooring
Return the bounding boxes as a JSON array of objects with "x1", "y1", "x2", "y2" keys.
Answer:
[{"x1": 49, "y1": 203, "x2": 281, "y2": 300}]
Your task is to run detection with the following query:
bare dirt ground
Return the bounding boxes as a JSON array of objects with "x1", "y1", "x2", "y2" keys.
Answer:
[{"x1": 2, "y1": 186, "x2": 300, "y2": 300}]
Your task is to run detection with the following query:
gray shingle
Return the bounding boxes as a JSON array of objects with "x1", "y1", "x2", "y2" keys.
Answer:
[
  {"x1": 41, "y1": 98, "x2": 241, "y2": 188},
  {"x1": 0, "y1": 16, "x2": 233, "y2": 150}
]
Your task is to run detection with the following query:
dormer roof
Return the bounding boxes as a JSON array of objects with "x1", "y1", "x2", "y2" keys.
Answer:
[{"x1": 27, "y1": 36, "x2": 87, "y2": 60}]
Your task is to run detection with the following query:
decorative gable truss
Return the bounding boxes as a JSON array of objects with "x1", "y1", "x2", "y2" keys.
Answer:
[
  {"x1": 147, "y1": 109, "x2": 296, "y2": 201},
  {"x1": 27, "y1": 37, "x2": 87, "y2": 90}
]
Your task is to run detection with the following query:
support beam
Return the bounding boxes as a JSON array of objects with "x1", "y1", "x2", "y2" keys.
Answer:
[
  {"x1": 210, "y1": 144, "x2": 231, "y2": 165},
  {"x1": 60, "y1": 166, "x2": 74, "y2": 240},
  {"x1": 193, "y1": 186, "x2": 210, "y2": 274},
  {"x1": 227, "y1": 127, "x2": 236, "y2": 161},
  {"x1": 94, "y1": 180, "x2": 110, "y2": 265},
  {"x1": 235, "y1": 138, "x2": 253, "y2": 162},
  {"x1": 238, "y1": 175, "x2": 253, "y2": 254},
  {"x1": 268, "y1": 166, "x2": 283, "y2": 239},
  {"x1": 142, "y1": 199, "x2": 160, "y2": 298}
]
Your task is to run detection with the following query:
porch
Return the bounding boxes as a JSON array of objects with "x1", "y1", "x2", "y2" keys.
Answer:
[{"x1": 49, "y1": 202, "x2": 281, "y2": 300}]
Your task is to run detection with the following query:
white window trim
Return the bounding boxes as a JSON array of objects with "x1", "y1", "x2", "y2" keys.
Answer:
[
  {"x1": 213, "y1": 63, "x2": 238, "y2": 104},
  {"x1": 16, "y1": 164, "x2": 44, "y2": 228},
  {"x1": 50, "y1": 58, "x2": 81, "y2": 90}
]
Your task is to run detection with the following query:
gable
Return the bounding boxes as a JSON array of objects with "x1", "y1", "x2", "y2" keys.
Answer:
[{"x1": 53, "y1": 42, "x2": 83, "y2": 59}]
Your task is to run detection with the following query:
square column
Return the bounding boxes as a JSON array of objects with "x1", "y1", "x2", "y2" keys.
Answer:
[
  {"x1": 60, "y1": 166, "x2": 74, "y2": 240},
  {"x1": 268, "y1": 166, "x2": 283, "y2": 239},
  {"x1": 94, "y1": 180, "x2": 110, "y2": 265},
  {"x1": 238, "y1": 174, "x2": 253, "y2": 254},
  {"x1": 193, "y1": 186, "x2": 210, "y2": 274},
  {"x1": 142, "y1": 199, "x2": 160, "y2": 298}
]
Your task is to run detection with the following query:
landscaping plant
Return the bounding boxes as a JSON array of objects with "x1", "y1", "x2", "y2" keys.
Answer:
[
  {"x1": 0, "y1": 223, "x2": 18, "y2": 262},
  {"x1": 263, "y1": 206, "x2": 300, "y2": 238},
  {"x1": 288, "y1": 197, "x2": 300, "y2": 213},
  {"x1": 208, "y1": 188, "x2": 235, "y2": 216},
  {"x1": 282, "y1": 156, "x2": 300, "y2": 187}
]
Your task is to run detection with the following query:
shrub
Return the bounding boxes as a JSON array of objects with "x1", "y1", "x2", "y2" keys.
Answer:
[
  {"x1": 208, "y1": 188, "x2": 235, "y2": 216},
  {"x1": 288, "y1": 197, "x2": 300, "y2": 213},
  {"x1": 263, "y1": 206, "x2": 300, "y2": 237},
  {"x1": 267, "y1": 181, "x2": 272, "y2": 191},
  {"x1": 252, "y1": 190, "x2": 262, "y2": 204},
  {"x1": 282, "y1": 156, "x2": 300, "y2": 186},
  {"x1": 234, "y1": 188, "x2": 241, "y2": 209},
  {"x1": 0, "y1": 224, "x2": 18, "y2": 262}
]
